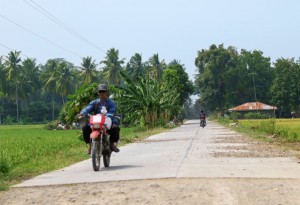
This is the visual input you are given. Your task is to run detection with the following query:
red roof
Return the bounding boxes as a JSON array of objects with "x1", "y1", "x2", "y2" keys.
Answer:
[{"x1": 229, "y1": 102, "x2": 277, "y2": 111}]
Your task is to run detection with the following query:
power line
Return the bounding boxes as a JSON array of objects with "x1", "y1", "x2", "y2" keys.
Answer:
[
  {"x1": 0, "y1": 13, "x2": 82, "y2": 58},
  {"x1": 0, "y1": 43, "x2": 43, "y2": 64},
  {"x1": 24, "y1": 0, "x2": 106, "y2": 54}
]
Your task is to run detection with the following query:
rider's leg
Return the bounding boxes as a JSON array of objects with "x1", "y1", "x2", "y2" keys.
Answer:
[
  {"x1": 82, "y1": 124, "x2": 92, "y2": 154},
  {"x1": 108, "y1": 125, "x2": 120, "y2": 152}
]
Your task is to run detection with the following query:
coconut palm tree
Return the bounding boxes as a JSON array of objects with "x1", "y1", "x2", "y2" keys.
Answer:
[
  {"x1": 21, "y1": 58, "x2": 41, "y2": 104},
  {"x1": 4, "y1": 51, "x2": 22, "y2": 122},
  {"x1": 41, "y1": 59, "x2": 60, "y2": 120},
  {"x1": 41, "y1": 59, "x2": 76, "y2": 120},
  {"x1": 79, "y1": 56, "x2": 98, "y2": 84},
  {"x1": 0, "y1": 56, "x2": 6, "y2": 96},
  {"x1": 55, "y1": 61, "x2": 75, "y2": 104},
  {"x1": 125, "y1": 53, "x2": 145, "y2": 81},
  {"x1": 0, "y1": 56, "x2": 6, "y2": 124},
  {"x1": 22, "y1": 58, "x2": 40, "y2": 88},
  {"x1": 100, "y1": 48, "x2": 125, "y2": 86},
  {"x1": 148, "y1": 54, "x2": 166, "y2": 82}
]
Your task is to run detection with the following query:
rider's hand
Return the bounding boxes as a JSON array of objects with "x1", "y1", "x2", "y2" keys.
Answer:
[{"x1": 76, "y1": 113, "x2": 84, "y2": 119}]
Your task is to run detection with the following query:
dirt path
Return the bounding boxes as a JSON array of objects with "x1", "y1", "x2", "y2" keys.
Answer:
[
  {"x1": 1, "y1": 178, "x2": 300, "y2": 205},
  {"x1": 1, "y1": 120, "x2": 300, "y2": 205}
]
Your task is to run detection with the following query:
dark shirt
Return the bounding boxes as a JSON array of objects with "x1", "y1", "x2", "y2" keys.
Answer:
[{"x1": 200, "y1": 112, "x2": 206, "y2": 120}]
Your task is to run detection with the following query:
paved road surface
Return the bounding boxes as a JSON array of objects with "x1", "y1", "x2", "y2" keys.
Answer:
[{"x1": 14, "y1": 120, "x2": 300, "y2": 187}]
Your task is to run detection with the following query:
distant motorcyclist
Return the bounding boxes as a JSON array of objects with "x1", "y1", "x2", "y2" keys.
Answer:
[
  {"x1": 199, "y1": 110, "x2": 206, "y2": 127},
  {"x1": 178, "y1": 114, "x2": 184, "y2": 124},
  {"x1": 173, "y1": 115, "x2": 178, "y2": 125},
  {"x1": 79, "y1": 84, "x2": 120, "y2": 154}
]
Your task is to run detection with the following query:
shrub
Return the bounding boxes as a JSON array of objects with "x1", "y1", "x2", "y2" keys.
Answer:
[
  {"x1": 259, "y1": 118, "x2": 276, "y2": 134},
  {"x1": 287, "y1": 131, "x2": 300, "y2": 142},
  {"x1": 217, "y1": 117, "x2": 231, "y2": 125},
  {"x1": 0, "y1": 159, "x2": 10, "y2": 174},
  {"x1": 3, "y1": 115, "x2": 14, "y2": 124},
  {"x1": 275, "y1": 128, "x2": 289, "y2": 138},
  {"x1": 44, "y1": 120, "x2": 59, "y2": 130},
  {"x1": 229, "y1": 112, "x2": 242, "y2": 120}
]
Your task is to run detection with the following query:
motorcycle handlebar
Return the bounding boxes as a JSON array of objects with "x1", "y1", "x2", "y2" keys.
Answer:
[{"x1": 77, "y1": 113, "x2": 122, "y2": 120}]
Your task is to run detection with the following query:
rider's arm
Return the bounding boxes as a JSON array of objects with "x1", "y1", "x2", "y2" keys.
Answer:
[
  {"x1": 106, "y1": 100, "x2": 116, "y2": 116},
  {"x1": 106, "y1": 99, "x2": 118, "y2": 125},
  {"x1": 80, "y1": 99, "x2": 97, "y2": 115}
]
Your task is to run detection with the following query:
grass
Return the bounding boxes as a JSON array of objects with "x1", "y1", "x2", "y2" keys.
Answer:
[
  {"x1": 237, "y1": 118, "x2": 300, "y2": 142},
  {"x1": 0, "y1": 124, "x2": 171, "y2": 191},
  {"x1": 217, "y1": 118, "x2": 300, "y2": 157},
  {"x1": 218, "y1": 118, "x2": 300, "y2": 142}
]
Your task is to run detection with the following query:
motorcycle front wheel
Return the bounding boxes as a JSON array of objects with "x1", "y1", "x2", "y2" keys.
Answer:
[
  {"x1": 200, "y1": 120, "x2": 205, "y2": 128},
  {"x1": 103, "y1": 153, "x2": 111, "y2": 167},
  {"x1": 92, "y1": 140, "x2": 102, "y2": 171}
]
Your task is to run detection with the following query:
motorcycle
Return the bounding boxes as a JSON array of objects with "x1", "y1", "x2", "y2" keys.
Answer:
[
  {"x1": 200, "y1": 119, "x2": 206, "y2": 128},
  {"x1": 80, "y1": 106, "x2": 113, "y2": 171}
]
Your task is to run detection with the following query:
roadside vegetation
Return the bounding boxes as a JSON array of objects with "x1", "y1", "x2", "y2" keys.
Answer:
[
  {"x1": 218, "y1": 118, "x2": 300, "y2": 142},
  {"x1": 217, "y1": 117, "x2": 300, "y2": 155},
  {"x1": 0, "y1": 124, "x2": 172, "y2": 191}
]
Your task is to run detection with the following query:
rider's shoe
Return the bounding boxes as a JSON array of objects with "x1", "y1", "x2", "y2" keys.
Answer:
[
  {"x1": 87, "y1": 143, "x2": 91, "y2": 154},
  {"x1": 110, "y1": 142, "x2": 120, "y2": 152},
  {"x1": 87, "y1": 147, "x2": 91, "y2": 155}
]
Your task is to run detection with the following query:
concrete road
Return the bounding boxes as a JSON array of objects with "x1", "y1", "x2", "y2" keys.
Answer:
[{"x1": 14, "y1": 120, "x2": 300, "y2": 187}]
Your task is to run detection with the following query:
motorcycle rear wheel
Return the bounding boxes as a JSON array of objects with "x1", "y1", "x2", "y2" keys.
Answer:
[{"x1": 92, "y1": 141, "x2": 102, "y2": 171}]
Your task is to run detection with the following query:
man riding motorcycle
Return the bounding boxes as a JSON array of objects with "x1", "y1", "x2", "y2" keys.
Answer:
[{"x1": 79, "y1": 84, "x2": 120, "y2": 154}]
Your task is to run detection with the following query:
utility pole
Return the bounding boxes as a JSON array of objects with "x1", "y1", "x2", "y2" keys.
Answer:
[{"x1": 247, "y1": 64, "x2": 258, "y2": 113}]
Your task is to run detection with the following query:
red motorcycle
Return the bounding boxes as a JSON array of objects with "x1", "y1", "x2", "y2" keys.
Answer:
[{"x1": 87, "y1": 107, "x2": 113, "y2": 171}]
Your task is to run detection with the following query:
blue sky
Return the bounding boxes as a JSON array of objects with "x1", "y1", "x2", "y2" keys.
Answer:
[{"x1": 1, "y1": 0, "x2": 299, "y2": 81}]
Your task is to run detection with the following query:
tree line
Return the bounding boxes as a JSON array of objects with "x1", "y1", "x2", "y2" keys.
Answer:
[
  {"x1": 1, "y1": 44, "x2": 299, "y2": 125},
  {"x1": 0, "y1": 48, "x2": 194, "y2": 126},
  {"x1": 194, "y1": 44, "x2": 300, "y2": 118}
]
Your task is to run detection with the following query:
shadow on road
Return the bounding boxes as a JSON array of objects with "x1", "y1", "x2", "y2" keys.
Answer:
[{"x1": 101, "y1": 165, "x2": 142, "y2": 171}]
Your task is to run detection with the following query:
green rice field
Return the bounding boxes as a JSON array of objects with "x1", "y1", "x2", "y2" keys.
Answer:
[
  {"x1": 0, "y1": 124, "x2": 168, "y2": 190},
  {"x1": 0, "y1": 125, "x2": 88, "y2": 190},
  {"x1": 236, "y1": 118, "x2": 300, "y2": 142}
]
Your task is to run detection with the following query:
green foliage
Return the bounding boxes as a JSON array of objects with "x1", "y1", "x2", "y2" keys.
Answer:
[
  {"x1": 258, "y1": 118, "x2": 276, "y2": 134},
  {"x1": 3, "y1": 115, "x2": 14, "y2": 124},
  {"x1": 195, "y1": 44, "x2": 237, "y2": 113},
  {"x1": 114, "y1": 71, "x2": 180, "y2": 128},
  {"x1": 270, "y1": 58, "x2": 300, "y2": 117},
  {"x1": 44, "y1": 120, "x2": 60, "y2": 130},
  {"x1": 147, "y1": 54, "x2": 166, "y2": 82},
  {"x1": 59, "y1": 83, "x2": 98, "y2": 124},
  {"x1": 100, "y1": 48, "x2": 125, "y2": 86},
  {"x1": 0, "y1": 159, "x2": 10, "y2": 174},
  {"x1": 125, "y1": 53, "x2": 146, "y2": 80},
  {"x1": 2, "y1": 45, "x2": 299, "y2": 128},
  {"x1": 217, "y1": 116, "x2": 231, "y2": 125},
  {"x1": 79, "y1": 56, "x2": 98, "y2": 84},
  {"x1": 243, "y1": 112, "x2": 271, "y2": 119},
  {"x1": 163, "y1": 62, "x2": 194, "y2": 106},
  {"x1": 229, "y1": 112, "x2": 242, "y2": 120},
  {"x1": 194, "y1": 44, "x2": 273, "y2": 115}
]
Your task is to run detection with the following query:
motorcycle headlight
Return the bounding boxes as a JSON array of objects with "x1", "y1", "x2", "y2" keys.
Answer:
[{"x1": 92, "y1": 123, "x2": 100, "y2": 129}]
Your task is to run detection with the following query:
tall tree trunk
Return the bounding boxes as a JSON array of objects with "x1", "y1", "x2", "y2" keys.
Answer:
[
  {"x1": 52, "y1": 95, "x2": 55, "y2": 121},
  {"x1": 16, "y1": 87, "x2": 19, "y2": 122}
]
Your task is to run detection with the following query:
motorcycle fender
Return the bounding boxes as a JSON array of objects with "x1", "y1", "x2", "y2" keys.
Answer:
[{"x1": 90, "y1": 131, "x2": 100, "y2": 139}]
